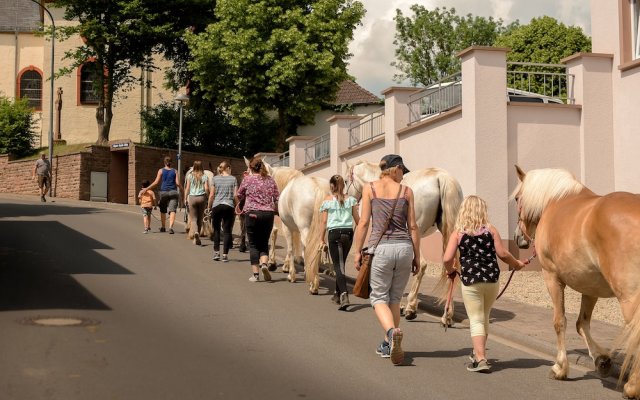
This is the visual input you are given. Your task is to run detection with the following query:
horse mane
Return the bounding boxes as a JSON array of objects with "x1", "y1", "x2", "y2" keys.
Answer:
[
  {"x1": 272, "y1": 167, "x2": 303, "y2": 192},
  {"x1": 513, "y1": 168, "x2": 584, "y2": 224}
]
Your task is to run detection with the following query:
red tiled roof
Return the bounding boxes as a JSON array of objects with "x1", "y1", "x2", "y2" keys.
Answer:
[{"x1": 332, "y1": 80, "x2": 380, "y2": 105}]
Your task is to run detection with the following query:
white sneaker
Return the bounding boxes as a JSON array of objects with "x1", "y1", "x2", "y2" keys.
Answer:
[
  {"x1": 248, "y1": 275, "x2": 259, "y2": 282},
  {"x1": 221, "y1": 255, "x2": 229, "y2": 263}
]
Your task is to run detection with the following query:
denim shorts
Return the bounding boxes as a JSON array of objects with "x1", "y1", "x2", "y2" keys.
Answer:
[
  {"x1": 141, "y1": 207, "x2": 152, "y2": 216},
  {"x1": 369, "y1": 242, "x2": 413, "y2": 306}
]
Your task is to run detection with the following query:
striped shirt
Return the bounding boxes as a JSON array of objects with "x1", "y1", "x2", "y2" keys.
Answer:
[{"x1": 368, "y1": 182, "x2": 411, "y2": 248}]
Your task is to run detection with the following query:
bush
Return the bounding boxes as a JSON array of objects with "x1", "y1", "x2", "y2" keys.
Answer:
[{"x1": 0, "y1": 96, "x2": 36, "y2": 157}]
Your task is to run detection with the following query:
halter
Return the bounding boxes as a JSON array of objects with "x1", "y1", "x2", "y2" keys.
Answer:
[{"x1": 345, "y1": 166, "x2": 362, "y2": 201}]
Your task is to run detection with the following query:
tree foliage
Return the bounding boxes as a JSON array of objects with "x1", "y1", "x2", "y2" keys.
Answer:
[
  {"x1": 142, "y1": 98, "x2": 276, "y2": 158},
  {"x1": 51, "y1": 0, "x2": 215, "y2": 144},
  {"x1": 393, "y1": 6, "x2": 515, "y2": 86},
  {"x1": 0, "y1": 96, "x2": 36, "y2": 157},
  {"x1": 186, "y1": 0, "x2": 365, "y2": 151},
  {"x1": 495, "y1": 16, "x2": 591, "y2": 64}
]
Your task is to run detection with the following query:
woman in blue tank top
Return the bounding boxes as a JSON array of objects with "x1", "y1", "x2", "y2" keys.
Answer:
[{"x1": 144, "y1": 156, "x2": 183, "y2": 234}]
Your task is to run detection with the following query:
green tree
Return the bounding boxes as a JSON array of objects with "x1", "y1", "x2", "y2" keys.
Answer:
[
  {"x1": 186, "y1": 0, "x2": 365, "y2": 151},
  {"x1": 495, "y1": 16, "x2": 591, "y2": 64},
  {"x1": 142, "y1": 98, "x2": 276, "y2": 158},
  {"x1": 0, "y1": 96, "x2": 36, "y2": 157},
  {"x1": 393, "y1": 6, "x2": 515, "y2": 86},
  {"x1": 51, "y1": 0, "x2": 215, "y2": 145}
]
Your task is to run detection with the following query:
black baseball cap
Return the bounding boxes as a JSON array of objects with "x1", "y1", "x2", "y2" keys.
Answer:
[{"x1": 381, "y1": 154, "x2": 410, "y2": 174}]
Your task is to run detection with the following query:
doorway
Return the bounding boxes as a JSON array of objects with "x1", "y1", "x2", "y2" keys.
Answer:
[{"x1": 109, "y1": 151, "x2": 129, "y2": 204}]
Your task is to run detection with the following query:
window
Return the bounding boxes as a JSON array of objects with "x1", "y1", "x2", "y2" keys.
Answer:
[
  {"x1": 18, "y1": 67, "x2": 43, "y2": 110},
  {"x1": 78, "y1": 62, "x2": 101, "y2": 104},
  {"x1": 632, "y1": 0, "x2": 640, "y2": 59}
]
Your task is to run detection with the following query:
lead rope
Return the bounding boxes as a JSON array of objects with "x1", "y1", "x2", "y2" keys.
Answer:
[{"x1": 496, "y1": 243, "x2": 536, "y2": 300}]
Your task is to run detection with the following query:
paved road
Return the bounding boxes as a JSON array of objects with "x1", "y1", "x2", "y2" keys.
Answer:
[{"x1": 0, "y1": 196, "x2": 623, "y2": 400}]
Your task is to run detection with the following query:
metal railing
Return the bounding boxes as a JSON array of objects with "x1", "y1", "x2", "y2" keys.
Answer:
[
  {"x1": 270, "y1": 151, "x2": 289, "y2": 167},
  {"x1": 506, "y1": 62, "x2": 575, "y2": 104},
  {"x1": 304, "y1": 133, "x2": 330, "y2": 165},
  {"x1": 408, "y1": 72, "x2": 462, "y2": 124},
  {"x1": 348, "y1": 108, "x2": 385, "y2": 148}
]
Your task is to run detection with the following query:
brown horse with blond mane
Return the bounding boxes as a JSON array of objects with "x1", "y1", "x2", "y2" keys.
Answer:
[{"x1": 512, "y1": 165, "x2": 640, "y2": 399}]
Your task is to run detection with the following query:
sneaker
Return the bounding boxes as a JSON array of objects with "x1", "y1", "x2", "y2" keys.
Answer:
[
  {"x1": 260, "y1": 264, "x2": 271, "y2": 281},
  {"x1": 213, "y1": 252, "x2": 221, "y2": 261},
  {"x1": 376, "y1": 341, "x2": 390, "y2": 358},
  {"x1": 467, "y1": 359, "x2": 491, "y2": 372},
  {"x1": 41, "y1": 195, "x2": 46, "y2": 202},
  {"x1": 339, "y1": 292, "x2": 350, "y2": 311},
  {"x1": 221, "y1": 255, "x2": 229, "y2": 263},
  {"x1": 169, "y1": 228, "x2": 174, "y2": 234},
  {"x1": 143, "y1": 228, "x2": 149, "y2": 234},
  {"x1": 194, "y1": 233, "x2": 201, "y2": 246},
  {"x1": 330, "y1": 293, "x2": 340, "y2": 305},
  {"x1": 388, "y1": 328, "x2": 404, "y2": 365},
  {"x1": 159, "y1": 227, "x2": 166, "y2": 233},
  {"x1": 468, "y1": 351, "x2": 491, "y2": 365},
  {"x1": 248, "y1": 275, "x2": 259, "y2": 282}
]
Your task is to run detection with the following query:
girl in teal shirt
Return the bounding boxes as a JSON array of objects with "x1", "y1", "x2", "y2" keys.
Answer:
[{"x1": 319, "y1": 175, "x2": 360, "y2": 310}]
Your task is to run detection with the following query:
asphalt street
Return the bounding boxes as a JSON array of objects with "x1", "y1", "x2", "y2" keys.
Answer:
[{"x1": 0, "y1": 195, "x2": 624, "y2": 400}]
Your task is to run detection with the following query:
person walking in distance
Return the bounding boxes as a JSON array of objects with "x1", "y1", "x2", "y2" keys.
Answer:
[
  {"x1": 442, "y1": 195, "x2": 528, "y2": 372},
  {"x1": 208, "y1": 161, "x2": 238, "y2": 262},
  {"x1": 352, "y1": 155, "x2": 420, "y2": 365},
  {"x1": 32, "y1": 153, "x2": 51, "y2": 202},
  {"x1": 184, "y1": 160, "x2": 210, "y2": 246},
  {"x1": 319, "y1": 174, "x2": 360, "y2": 310},
  {"x1": 138, "y1": 179, "x2": 157, "y2": 234},
  {"x1": 236, "y1": 157, "x2": 279, "y2": 282},
  {"x1": 144, "y1": 156, "x2": 183, "y2": 234}
]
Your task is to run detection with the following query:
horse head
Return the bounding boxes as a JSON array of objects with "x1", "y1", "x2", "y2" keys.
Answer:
[
  {"x1": 512, "y1": 165, "x2": 533, "y2": 249},
  {"x1": 346, "y1": 160, "x2": 380, "y2": 201}
]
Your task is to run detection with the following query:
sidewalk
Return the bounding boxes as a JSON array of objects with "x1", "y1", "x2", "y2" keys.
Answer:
[{"x1": 2, "y1": 194, "x2": 624, "y2": 376}]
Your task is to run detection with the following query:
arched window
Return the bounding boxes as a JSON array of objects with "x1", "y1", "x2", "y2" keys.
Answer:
[
  {"x1": 78, "y1": 62, "x2": 101, "y2": 104},
  {"x1": 17, "y1": 67, "x2": 43, "y2": 110}
]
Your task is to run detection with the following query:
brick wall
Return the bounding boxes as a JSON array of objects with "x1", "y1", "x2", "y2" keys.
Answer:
[{"x1": 0, "y1": 144, "x2": 246, "y2": 204}]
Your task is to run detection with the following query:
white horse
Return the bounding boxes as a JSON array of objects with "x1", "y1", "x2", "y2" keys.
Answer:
[
  {"x1": 278, "y1": 174, "x2": 330, "y2": 292},
  {"x1": 348, "y1": 161, "x2": 463, "y2": 322},
  {"x1": 184, "y1": 167, "x2": 215, "y2": 240}
]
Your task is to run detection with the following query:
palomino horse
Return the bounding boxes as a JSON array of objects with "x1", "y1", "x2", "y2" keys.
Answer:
[
  {"x1": 184, "y1": 168, "x2": 215, "y2": 240},
  {"x1": 347, "y1": 161, "x2": 463, "y2": 323},
  {"x1": 278, "y1": 175, "x2": 330, "y2": 292},
  {"x1": 512, "y1": 166, "x2": 640, "y2": 399}
]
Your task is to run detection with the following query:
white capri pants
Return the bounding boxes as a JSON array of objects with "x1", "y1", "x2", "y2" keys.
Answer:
[
  {"x1": 461, "y1": 282, "x2": 499, "y2": 337},
  {"x1": 369, "y1": 242, "x2": 413, "y2": 307}
]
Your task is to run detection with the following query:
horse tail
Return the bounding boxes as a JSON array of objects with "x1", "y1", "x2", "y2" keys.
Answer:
[
  {"x1": 304, "y1": 181, "x2": 327, "y2": 285},
  {"x1": 618, "y1": 298, "x2": 640, "y2": 388},
  {"x1": 434, "y1": 170, "x2": 464, "y2": 304}
]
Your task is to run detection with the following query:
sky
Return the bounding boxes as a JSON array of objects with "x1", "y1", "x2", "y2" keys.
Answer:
[{"x1": 348, "y1": 0, "x2": 592, "y2": 95}]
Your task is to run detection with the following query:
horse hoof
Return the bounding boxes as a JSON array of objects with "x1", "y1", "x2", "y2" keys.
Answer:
[
  {"x1": 595, "y1": 355, "x2": 612, "y2": 378},
  {"x1": 282, "y1": 266, "x2": 290, "y2": 273},
  {"x1": 405, "y1": 310, "x2": 417, "y2": 321},
  {"x1": 548, "y1": 369, "x2": 567, "y2": 380},
  {"x1": 309, "y1": 290, "x2": 318, "y2": 295},
  {"x1": 239, "y1": 245, "x2": 247, "y2": 253},
  {"x1": 267, "y1": 263, "x2": 277, "y2": 272}
]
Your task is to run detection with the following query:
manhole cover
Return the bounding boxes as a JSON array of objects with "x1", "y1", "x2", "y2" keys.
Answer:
[{"x1": 18, "y1": 316, "x2": 100, "y2": 327}]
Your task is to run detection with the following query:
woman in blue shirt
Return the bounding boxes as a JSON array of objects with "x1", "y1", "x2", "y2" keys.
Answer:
[{"x1": 319, "y1": 174, "x2": 360, "y2": 310}]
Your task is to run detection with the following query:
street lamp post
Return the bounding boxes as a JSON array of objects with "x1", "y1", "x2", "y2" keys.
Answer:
[
  {"x1": 28, "y1": 0, "x2": 55, "y2": 197},
  {"x1": 174, "y1": 93, "x2": 189, "y2": 186}
]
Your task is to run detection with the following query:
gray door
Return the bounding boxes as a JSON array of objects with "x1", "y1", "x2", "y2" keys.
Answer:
[{"x1": 90, "y1": 171, "x2": 108, "y2": 202}]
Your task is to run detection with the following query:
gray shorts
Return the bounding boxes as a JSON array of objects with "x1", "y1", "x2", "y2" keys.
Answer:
[
  {"x1": 369, "y1": 242, "x2": 413, "y2": 306},
  {"x1": 159, "y1": 190, "x2": 179, "y2": 214}
]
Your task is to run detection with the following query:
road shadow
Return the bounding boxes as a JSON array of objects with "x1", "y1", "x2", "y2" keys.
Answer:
[
  {"x1": 0, "y1": 202, "x2": 105, "y2": 219},
  {"x1": 0, "y1": 220, "x2": 133, "y2": 312},
  {"x1": 488, "y1": 357, "x2": 553, "y2": 372}
]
